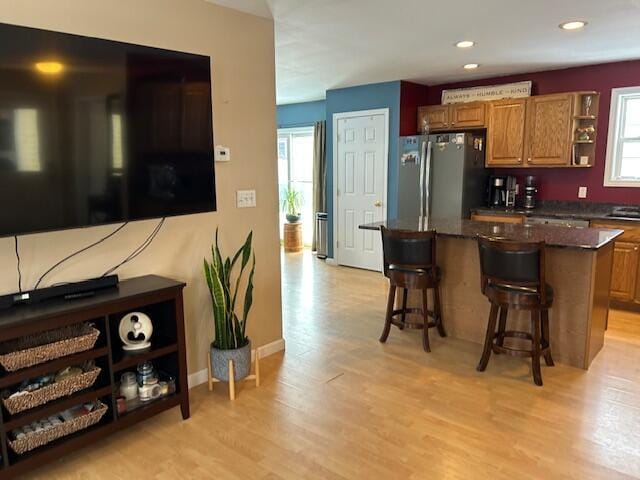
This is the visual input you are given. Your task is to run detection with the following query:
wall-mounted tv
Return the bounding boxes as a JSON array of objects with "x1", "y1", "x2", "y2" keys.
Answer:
[{"x1": 0, "y1": 22, "x2": 216, "y2": 237}]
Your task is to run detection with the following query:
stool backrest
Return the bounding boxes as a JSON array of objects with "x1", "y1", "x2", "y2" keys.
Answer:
[
  {"x1": 477, "y1": 235, "x2": 547, "y2": 303},
  {"x1": 380, "y1": 227, "x2": 436, "y2": 276}
]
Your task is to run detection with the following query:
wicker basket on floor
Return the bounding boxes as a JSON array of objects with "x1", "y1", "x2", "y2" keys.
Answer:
[
  {"x1": 8, "y1": 401, "x2": 108, "y2": 455},
  {"x1": 0, "y1": 324, "x2": 100, "y2": 372},
  {"x1": 2, "y1": 366, "x2": 102, "y2": 415}
]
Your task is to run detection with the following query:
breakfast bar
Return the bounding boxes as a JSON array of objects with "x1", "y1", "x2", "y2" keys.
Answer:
[{"x1": 360, "y1": 218, "x2": 623, "y2": 369}]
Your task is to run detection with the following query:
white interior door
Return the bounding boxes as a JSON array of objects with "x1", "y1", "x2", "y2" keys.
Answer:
[{"x1": 335, "y1": 110, "x2": 387, "y2": 271}]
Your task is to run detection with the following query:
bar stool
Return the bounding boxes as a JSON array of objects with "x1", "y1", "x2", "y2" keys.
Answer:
[
  {"x1": 379, "y1": 227, "x2": 446, "y2": 352},
  {"x1": 476, "y1": 236, "x2": 554, "y2": 386}
]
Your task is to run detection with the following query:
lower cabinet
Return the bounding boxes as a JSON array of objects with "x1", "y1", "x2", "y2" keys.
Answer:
[
  {"x1": 611, "y1": 242, "x2": 640, "y2": 301},
  {"x1": 591, "y1": 220, "x2": 640, "y2": 304},
  {"x1": 471, "y1": 213, "x2": 525, "y2": 224}
]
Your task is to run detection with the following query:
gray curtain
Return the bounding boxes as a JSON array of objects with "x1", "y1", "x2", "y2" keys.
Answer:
[{"x1": 311, "y1": 121, "x2": 326, "y2": 251}]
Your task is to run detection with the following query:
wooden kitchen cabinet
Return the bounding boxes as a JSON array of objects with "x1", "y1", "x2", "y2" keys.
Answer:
[
  {"x1": 417, "y1": 91, "x2": 599, "y2": 168},
  {"x1": 450, "y1": 102, "x2": 486, "y2": 129},
  {"x1": 471, "y1": 213, "x2": 525, "y2": 224},
  {"x1": 486, "y1": 98, "x2": 527, "y2": 166},
  {"x1": 591, "y1": 220, "x2": 640, "y2": 304},
  {"x1": 417, "y1": 105, "x2": 449, "y2": 131},
  {"x1": 525, "y1": 94, "x2": 573, "y2": 166},
  {"x1": 417, "y1": 102, "x2": 485, "y2": 132},
  {"x1": 610, "y1": 242, "x2": 639, "y2": 301}
]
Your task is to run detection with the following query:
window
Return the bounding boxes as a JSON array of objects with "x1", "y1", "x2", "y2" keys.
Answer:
[
  {"x1": 14, "y1": 109, "x2": 41, "y2": 172},
  {"x1": 277, "y1": 127, "x2": 315, "y2": 246},
  {"x1": 605, "y1": 87, "x2": 640, "y2": 186}
]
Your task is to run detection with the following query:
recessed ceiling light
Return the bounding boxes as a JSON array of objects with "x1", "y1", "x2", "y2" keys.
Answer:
[
  {"x1": 463, "y1": 63, "x2": 479, "y2": 70},
  {"x1": 455, "y1": 40, "x2": 475, "y2": 48},
  {"x1": 559, "y1": 20, "x2": 587, "y2": 31}
]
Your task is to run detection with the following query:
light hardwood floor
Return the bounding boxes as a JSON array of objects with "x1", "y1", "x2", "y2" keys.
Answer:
[{"x1": 27, "y1": 251, "x2": 640, "y2": 479}]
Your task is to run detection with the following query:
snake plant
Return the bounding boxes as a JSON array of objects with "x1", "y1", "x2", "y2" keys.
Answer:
[{"x1": 203, "y1": 229, "x2": 255, "y2": 350}]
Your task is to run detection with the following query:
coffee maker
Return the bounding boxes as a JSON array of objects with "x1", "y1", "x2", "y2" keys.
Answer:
[
  {"x1": 505, "y1": 176, "x2": 517, "y2": 208},
  {"x1": 488, "y1": 175, "x2": 517, "y2": 208},
  {"x1": 488, "y1": 176, "x2": 506, "y2": 207},
  {"x1": 524, "y1": 175, "x2": 537, "y2": 209}
]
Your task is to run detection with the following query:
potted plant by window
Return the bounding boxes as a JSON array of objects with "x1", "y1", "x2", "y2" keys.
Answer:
[
  {"x1": 204, "y1": 229, "x2": 255, "y2": 382},
  {"x1": 282, "y1": 186, "x2": 302, "y2": 223}
]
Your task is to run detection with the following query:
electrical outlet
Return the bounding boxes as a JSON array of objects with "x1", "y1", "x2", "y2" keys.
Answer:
[
  {"x1": 578, "y1": 186, "x2": 588, "y2": 199},
  {"x1": 236, "y1": 190, "x2": 256, "y2": 208}
]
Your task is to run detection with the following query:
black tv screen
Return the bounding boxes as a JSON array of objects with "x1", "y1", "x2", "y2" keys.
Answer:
[{"x1": 0, "y1": 23, "x2": 216, "y2": 237}]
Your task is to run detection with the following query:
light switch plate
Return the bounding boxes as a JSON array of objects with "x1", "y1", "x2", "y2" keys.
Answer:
[
  {"x1": 236, "y1": 190, "x2": 256, "y2": 208},
  {"x1": 578, "y1": 186, "x2": 588, "y2": 199}
]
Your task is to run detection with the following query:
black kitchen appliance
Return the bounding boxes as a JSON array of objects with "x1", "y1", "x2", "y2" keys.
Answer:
[{"x1": 524, "y1": 175, "x2": 537, "y2": 209}]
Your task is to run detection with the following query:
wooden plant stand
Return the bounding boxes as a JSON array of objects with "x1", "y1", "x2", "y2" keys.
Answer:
[
  {"x1": 207, "y1": 349, "x2": 260, "y2": 400},
  {"x1": 283, "y1": 222, "x2": 303, "y2": 252}
]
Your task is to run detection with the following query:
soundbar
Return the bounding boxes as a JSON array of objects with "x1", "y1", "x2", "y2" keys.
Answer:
[{"x1": 0, "y1": 275, "x2": 119, "y2": 310}]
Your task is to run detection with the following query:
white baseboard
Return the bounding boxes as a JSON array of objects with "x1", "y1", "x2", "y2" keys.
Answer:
[
  {"x1": 325, "y1": 258, "x2": 338, "y2": 266},
  {"x1": 187, "y1": 337, "x2": 286, "y2": 389}
]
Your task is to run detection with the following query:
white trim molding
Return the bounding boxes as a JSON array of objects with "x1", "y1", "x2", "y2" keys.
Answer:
[
  {"x1": 188, "y1": 338, "x2": 285, "y2": 389},
  {"x1": 332, "y1": 108, "x2": 389, "y2": 268},
  {"x1": 604, "y1": 86, "x2": 640, "y2": 187}
]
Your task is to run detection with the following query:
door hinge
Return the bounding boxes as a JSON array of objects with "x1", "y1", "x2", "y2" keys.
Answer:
[{"x1": 336, "y1": 241, "x2": 339, "y2": 248}]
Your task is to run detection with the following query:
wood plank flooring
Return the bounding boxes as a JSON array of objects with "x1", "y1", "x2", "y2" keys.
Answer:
[{"x1": 24, "y1": 250, "x2": 640, "y2": 479}]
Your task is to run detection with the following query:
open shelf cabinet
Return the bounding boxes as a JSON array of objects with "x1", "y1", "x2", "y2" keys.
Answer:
[{"x1": 0, "y1": 275, "x2": 188, "y2": 479}]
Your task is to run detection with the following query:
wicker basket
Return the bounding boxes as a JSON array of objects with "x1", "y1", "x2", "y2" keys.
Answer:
[
  {"x1": 2, "y1": 366, "x2": 102, "y2": 415},
  {"x1": 8, "y1": 401, "x2": 108, "y2": 455},
  {"x1": 0, "y1": 324, "x2": 100, "y2": 372}
]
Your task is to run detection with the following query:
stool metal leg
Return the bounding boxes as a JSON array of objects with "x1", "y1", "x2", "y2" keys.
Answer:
[
  {"x1": 477, "y1": 304, "x2": 499, "y2": 372},
  {"x1": 380, "y1": 285, "x2": 396, "y2": 343},
  {"x1": 531, "y1": 310, "x2": 543, "y2": 386},
  {"x1": 421, "y1": 289, "x2": 431, "y2": 352}
]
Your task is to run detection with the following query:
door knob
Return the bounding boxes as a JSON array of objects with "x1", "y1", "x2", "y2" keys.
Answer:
[{"x1": 374, "y1": 200, "x2": 383, "y2": 207}]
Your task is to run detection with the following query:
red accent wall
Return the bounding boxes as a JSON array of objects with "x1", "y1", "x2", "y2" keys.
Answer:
[
  {"x1": 400, "y1": 80, "x2": 429, "y2": 136},
  {"x1": 421, "y1": 60, "x2": 640, "y2": 204}
]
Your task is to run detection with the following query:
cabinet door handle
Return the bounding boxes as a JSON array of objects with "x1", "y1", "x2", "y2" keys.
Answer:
[
  {"x1": 527, "y1": 158, "x2": 532, "y2": 163},
  {"x1": 374, "y1": 200, "x2": 383, "y2": 207}
]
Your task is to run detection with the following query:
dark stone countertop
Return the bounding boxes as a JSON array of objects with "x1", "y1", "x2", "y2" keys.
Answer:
[
  {"x1": 471, "y1": 201, "x2": 640, "y2": 223},
  {"x1": 359, "y1": 218, "x2": 623, "y2": 250}
]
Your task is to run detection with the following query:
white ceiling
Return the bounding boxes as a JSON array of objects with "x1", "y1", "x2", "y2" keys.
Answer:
[{"x1": 206, "y1": 0, "x2": 640, "y2": 105}]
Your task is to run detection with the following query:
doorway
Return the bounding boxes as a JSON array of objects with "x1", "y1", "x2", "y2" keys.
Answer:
[
  {"x1": 278, "y1": 126, "x2": 315, "y2": 246},
  {"x1": 333, "y1": 109, "x2": 388, "y2": 271}
]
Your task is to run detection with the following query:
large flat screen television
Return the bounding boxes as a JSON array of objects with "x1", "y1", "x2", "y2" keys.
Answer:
[{"x1": 0, "y1": 22, "x2": 216, "y2": 237}]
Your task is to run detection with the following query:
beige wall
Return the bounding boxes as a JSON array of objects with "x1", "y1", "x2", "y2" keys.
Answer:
[{"x1": 0, "y1": 0, "x2": 282, "y2": 374}]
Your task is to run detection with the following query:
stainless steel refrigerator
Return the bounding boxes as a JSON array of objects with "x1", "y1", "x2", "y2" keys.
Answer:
[{"x1": 397, "y1": 133, "x2": 486, "y2": 219}]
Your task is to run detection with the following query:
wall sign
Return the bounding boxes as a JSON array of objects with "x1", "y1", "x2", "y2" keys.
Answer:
[{"x1": 442, "y1": 81, "x2": 532, "y2": 104}]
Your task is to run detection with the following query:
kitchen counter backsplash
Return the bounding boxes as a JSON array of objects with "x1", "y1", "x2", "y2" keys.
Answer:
[{"x1": 472, "y1": 200, "x2": 640, "y2": 222}]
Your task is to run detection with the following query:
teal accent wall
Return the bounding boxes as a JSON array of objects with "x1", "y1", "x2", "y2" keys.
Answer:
[
  {"x1": 325, "y1": 81, "x2": 401, "y2": 258},
  {"x1": 277, "y1": 100, "x2": 326, "y2": 128}
]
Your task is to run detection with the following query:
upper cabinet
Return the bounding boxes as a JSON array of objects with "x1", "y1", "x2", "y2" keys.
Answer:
[
  {"x1": 486, "y1": 98, "x2": 526, "y2": 166},
  {"x1": 417, "y1": 91, "x2": 600, "y2": 169},
  {"x1": 417, "y1": 102, "x2": 485, "y2": 132},
  {"x1": 525, "y1": 94, "x2": 573, "y2": 166},
  {"x1": 451, "y1": 102, "x2": 486, "y2": 129},
  {"x1": 417, "y1": 105, "x2": 449, "y2": 130}
]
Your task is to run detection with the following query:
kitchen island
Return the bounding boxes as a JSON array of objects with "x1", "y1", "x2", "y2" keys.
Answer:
[{"x1": 360, "y1": 218, "x2": 623, "y2": 369}]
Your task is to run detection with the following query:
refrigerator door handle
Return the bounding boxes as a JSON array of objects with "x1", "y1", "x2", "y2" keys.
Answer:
[
  {"x1": 424, "y1": 140, "x2": 433, "y2": 220},
  {"x1": 419, "y1": 140, "x2": 426, "y2": 218}
]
